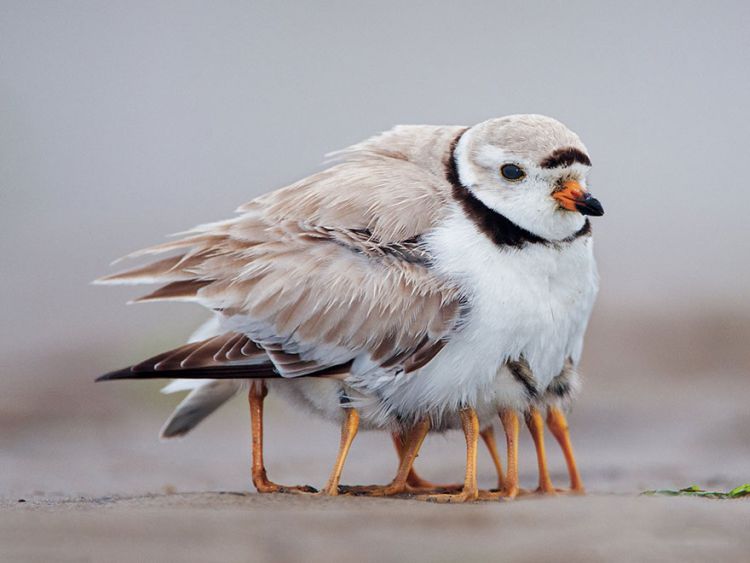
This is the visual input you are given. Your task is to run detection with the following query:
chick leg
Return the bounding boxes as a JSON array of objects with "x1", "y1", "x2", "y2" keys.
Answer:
[
  {"x1": 480, "y1": 425, "x2": 506, "y2": 491},
  {"x1": 546, "y1": 406, "x2": 585, "y2": 493},
  {"x1": 249, "y1": 382, "x2": 317, "y2": 494},
  {"x1": 418, "y1": 408, "x2": 481, "y2": 503},
  {"x1": 486, "y1": 409, "x2": 519, "y2": 499},
  {"x1": 349, "y1": 417, "x2": 433, "y2": 496},
  {"x1": 346, "y1": 417, "x2": 432, "y2": 496},
  {"x1": 319, "y1": 408, "x2": 360, "y2": 496},
  {"x1": 525, "y1": 407, "x2": 557, "y2": 494},
  {"x1": 391, "y1": 432, "x2": 462, "y2": 493}
]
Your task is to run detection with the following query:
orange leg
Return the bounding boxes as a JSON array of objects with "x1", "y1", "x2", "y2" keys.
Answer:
[
  {"x1": 525, "y1": 407, "x2": 557, "y2": 495},
  {"x1": 346, "y1": 417, "x2": 431, "y2": 496},
  {"x1": 320, "y1": 408, "x2": 360, "y2": 496},
  {"x1": 394, "y1": 432, "x2": 431, "y2": 489},
  {"x1": 419, "y1": 408, "x2": 480, "y2": 503},
  {"x1": 391, "y1": 432, "x2": 461, "y2": 493},
  {"x1": 379, "y1": 417, "x2": 432, "y2": 495},
  {"x1": 480, "y1": 425, "x2": 505, "y2": 491},
  {"x1": 491, "y1": 409, "x2": 519, "y2": 499},
  {"x1": 248, "y1": 382, "x2": 316, "y2": 494},
  {"x1": 546, "y1": 406, "x2": 585, "y2": 493}
]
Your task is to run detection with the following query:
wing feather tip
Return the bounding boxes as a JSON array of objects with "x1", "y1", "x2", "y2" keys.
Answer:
[
  {"x1": 127, "y1": 296, "x2": 199, "y2": 305},
  {"x1": 159, "y1": 425, "x2": 188, "y2": 440},
  {"x1": 95, "y1": 368, "x2": 135, "y2": 382},
  {"x1": 92, "y1": 275, "x2": 127, "y2": 286}
]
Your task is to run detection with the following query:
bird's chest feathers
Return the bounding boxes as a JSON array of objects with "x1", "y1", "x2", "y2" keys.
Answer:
[{"x1": 428, "y1": 212, "x2": 597, "y2": 388}]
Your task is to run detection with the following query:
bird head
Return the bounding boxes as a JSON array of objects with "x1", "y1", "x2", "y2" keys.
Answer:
[{"x1": 454, "y1": 114, "x2": 603, "y2": 241}]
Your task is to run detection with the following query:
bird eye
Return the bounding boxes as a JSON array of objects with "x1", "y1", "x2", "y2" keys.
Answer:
[{"x1": 500, "y1": 164, "x2": 525, "y2": 181}]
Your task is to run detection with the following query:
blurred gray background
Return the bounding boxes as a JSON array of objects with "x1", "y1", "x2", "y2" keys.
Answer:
[{"x1": 1, "y1": 1, "x2": 749, "y2": 500}]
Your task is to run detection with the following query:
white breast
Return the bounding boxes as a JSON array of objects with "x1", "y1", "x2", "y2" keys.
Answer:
[{"x1": 350, "y1": 207, "x2": 598, "y2": 429}]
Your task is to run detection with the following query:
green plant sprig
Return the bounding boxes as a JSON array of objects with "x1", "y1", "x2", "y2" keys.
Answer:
[{"x1": 641, "y1": 484, "x2": 750, "y2": 499}]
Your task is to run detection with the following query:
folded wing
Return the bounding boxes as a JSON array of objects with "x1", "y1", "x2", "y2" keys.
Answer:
[{"x1": 97, "y1": 126, "x2": 465, "y2": 381}]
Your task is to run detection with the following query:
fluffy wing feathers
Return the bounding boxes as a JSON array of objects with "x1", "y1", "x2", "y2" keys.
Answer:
[{"x1": 97, "y1": 125, "x2": 466, "y2": 380}]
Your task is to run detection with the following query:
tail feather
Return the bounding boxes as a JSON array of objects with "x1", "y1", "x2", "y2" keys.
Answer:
[
  {"x1": 160, "y1": 380, "x2": 242, "y2": 438},
  {"x1": 161, "y1": 379, "x2": 215, "y2": 394}
]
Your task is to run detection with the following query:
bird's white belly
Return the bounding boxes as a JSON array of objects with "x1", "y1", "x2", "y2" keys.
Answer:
[{"x1": 351, "y1": 210, "x2": 598, "y2": 429}]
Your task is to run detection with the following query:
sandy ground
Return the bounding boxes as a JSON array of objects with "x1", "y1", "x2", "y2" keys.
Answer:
[
  {"x1": 3, "y1": 311, "x2": 750, "y2": 561},
  {"x1": 4, "y1": 493, "x2": 750, "y2": 563}
]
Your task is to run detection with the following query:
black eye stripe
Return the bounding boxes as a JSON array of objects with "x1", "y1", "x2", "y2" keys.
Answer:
[{"x1": 500, "y1": 164, "x2": 525, "y2": 181}]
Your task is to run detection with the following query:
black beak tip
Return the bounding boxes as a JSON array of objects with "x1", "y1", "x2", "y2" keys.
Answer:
[{"x1": 576, "y1": 197, "x2": 604, "y2": 217}]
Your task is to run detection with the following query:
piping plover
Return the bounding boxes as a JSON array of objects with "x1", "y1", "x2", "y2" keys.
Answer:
[{"x1": 98, "y1": 114, "x2": 602, "y2": 501}]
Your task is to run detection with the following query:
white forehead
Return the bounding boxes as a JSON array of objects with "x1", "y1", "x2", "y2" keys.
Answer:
[{"x1": 465, "y1": 114, "x2": 588, "y2": 164}]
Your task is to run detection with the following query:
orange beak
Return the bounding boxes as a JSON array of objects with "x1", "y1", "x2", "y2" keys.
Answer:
[{"x1": 553, "y1": 180, "x2": 604, "y2": 216}]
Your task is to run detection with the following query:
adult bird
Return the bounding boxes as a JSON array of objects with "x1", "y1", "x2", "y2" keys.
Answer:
[{"x1": 97, "y1": 114, "x2": 602, "y2": 501}]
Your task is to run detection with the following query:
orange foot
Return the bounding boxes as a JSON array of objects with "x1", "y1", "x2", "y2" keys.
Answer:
[
  {"x1": 338, "y1": 482, "x2": 450, "y2": 497},
  {"x1": 480, "y1": 486, "x2": 520, "y2": 501},
  {"x1": 516, "y1": 486, "x2": 560, "y2": 497},
  {"x1": 556, "y1": 486, "x2": 586, "y2": 496},
  {"x1": 254, "y1": 479, "x2": 317, "y2": 494},
  {"x1": 418, "y1": 488, "x2": 480, "y2": 503},
  {"x1": 404, "y1": 475, "x2": 463, "y2": 494},
  {"x1": 336, "y1": 484, "x2": 410, "y2": 497}
]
